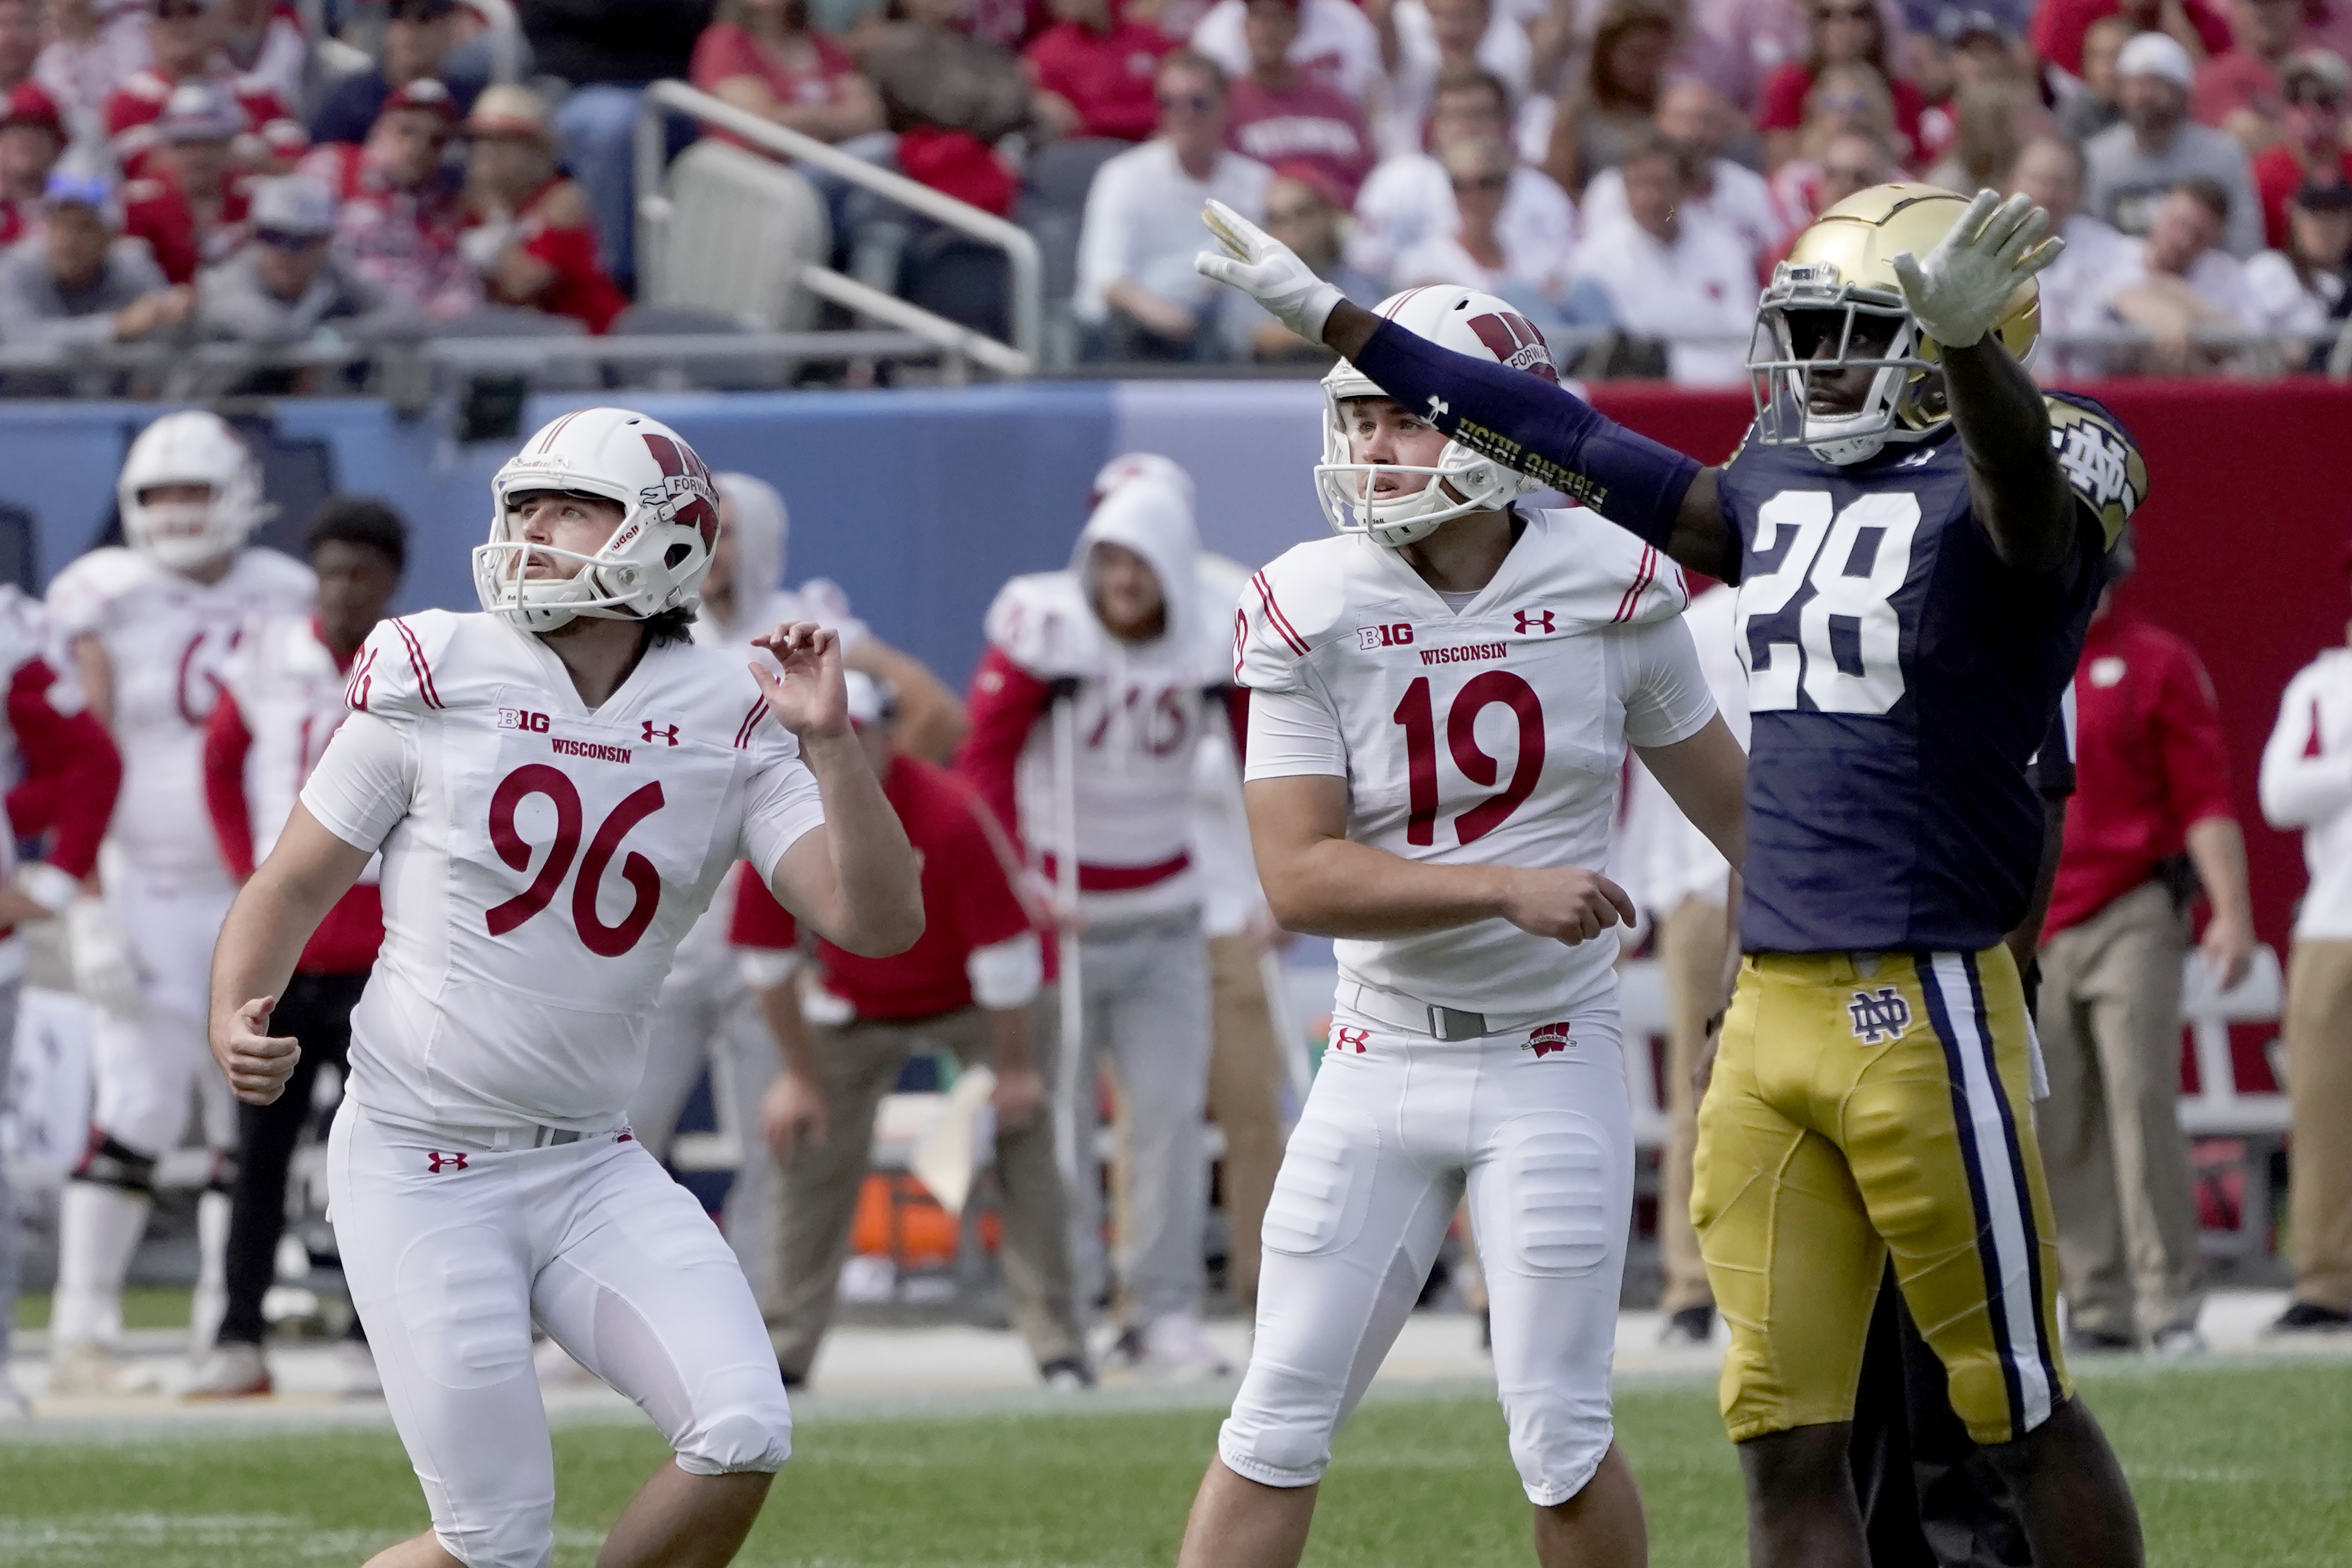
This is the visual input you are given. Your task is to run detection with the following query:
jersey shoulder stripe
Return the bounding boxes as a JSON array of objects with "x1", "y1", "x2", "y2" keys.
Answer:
[
  {"x1": 350, "y1": 609, "x2": 462, "y2": 719},
  {"x1": 390, "y1": 616, "x2": 444, "y2": 709},
  {"x1": 1235, "y1": 536, "x2": 1358, "y2": 693},
  {"x1": 2042, "y1": 391, "x2": 2145, "y2": 550},
  {"x1": 733, "y1": 694, "x2": 767, "y2": 750}
]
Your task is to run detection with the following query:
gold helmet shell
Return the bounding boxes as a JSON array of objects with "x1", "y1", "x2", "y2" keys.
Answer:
[{"x1": 1750, "y1": 183, "x2": 2042, "y2": 464}]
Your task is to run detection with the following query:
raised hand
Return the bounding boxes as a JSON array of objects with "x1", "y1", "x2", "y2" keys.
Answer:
[
  {"x1": 750, "y1": 621, "x2": 850, "y2": 742},
  {"x1": 216, "y1": 996, "x2": 301, "y2": 1106},
  {"x1": 1194, "y1": 198, "x2": 1345, "y2": 343},
  {"x1": 1891, "y1": 189, "x2": 2066, "y2": 350}
]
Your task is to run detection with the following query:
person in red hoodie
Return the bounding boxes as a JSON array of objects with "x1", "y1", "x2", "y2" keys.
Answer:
[
  {"x1": 122, "y1": 81, "x2": 252, "y2": 286},
  {"x1": 185, "y1": 497, "x2": 406, "y2": 1400},
  {"x1": 1025, "y1": 0, "x2": 1175, "y2": 142},
  {"x1": 105, "y1": 0, "x2": 306, "y2": 179},
  {"x1": 0, "y1": 80, "x2": 62, "y2": 247},
  {"x1": 733, "y1": 671, "x2": 1090, "y2": 1390},
  {"x1": 458, "y1": 83, "x2": 627, "y2": 333}
]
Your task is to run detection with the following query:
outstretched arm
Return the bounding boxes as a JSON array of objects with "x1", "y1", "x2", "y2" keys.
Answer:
[
  {"x1": 210, "y1": 805, "x2": 373, "y2": 1103},
  {"x1": 1198, "y1": 201, "x2": 1740, "y2": 581},
  {"x1": 1890, "y1": 190, "x2": 2080, "y2": 575}
]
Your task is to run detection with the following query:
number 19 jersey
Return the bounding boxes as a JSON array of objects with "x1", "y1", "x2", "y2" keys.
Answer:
[
  {"x1": 1235, "y1": 507, "x2": 1716, "y2": 1022},
  {"x1": 1716, "y1": 392, "x2": 2145, "y2": 954},
  {"x1": 298, "y1": 610, "x2": 825, "y2": 1133}
]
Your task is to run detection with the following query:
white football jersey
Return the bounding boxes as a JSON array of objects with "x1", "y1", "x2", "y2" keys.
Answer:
[
  {"x1": 298, "y1": 610, "x2": 825, "y2": 1132},
  {"x1": 46, "y1": 545, "x2": 316, "y2": 883},
  {"x1": 218, "y1": 613, "x2": 368, "y2": 872},
  {"x1": 1236, "y1": 508, "x2": 1715, "y2": 1020}
]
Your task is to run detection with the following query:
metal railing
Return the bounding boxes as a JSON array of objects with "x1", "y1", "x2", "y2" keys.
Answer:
[{"x1": 632, "y1": 79, "x2": 1042, "y2": 375}]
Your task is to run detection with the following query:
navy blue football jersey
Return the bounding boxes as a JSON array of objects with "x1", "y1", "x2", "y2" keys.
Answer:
[{"x1": 1717, "y1": 392, "x2": 2144, "y2": 954}]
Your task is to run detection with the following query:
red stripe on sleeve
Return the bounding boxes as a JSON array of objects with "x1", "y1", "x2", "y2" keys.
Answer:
[
  {"x1": 1253, "y1": 572, "x2": 1309, "y2": 656},
  {"x1": 391, "y1": 618, "x2": 442, "y2": 709}
]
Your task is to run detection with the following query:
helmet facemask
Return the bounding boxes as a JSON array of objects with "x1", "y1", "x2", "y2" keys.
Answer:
[
  {"x1": 1747, "y1": 264, "x2": 1942, "y2": 466},
  {"x1": 473, "y1": 485, "x2": 702, "y2": 634}
]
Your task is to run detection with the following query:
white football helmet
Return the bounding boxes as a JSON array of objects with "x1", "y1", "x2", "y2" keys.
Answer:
[
  {"x1": 117, "y1": 410, "x2": 267, "y2": 573},
  {"x1": 475, "y1": 408, "x2": 720, "y2": 632},
  {"x1": 1316, "y1": 286, "x2": 1553, "y2": 549}
]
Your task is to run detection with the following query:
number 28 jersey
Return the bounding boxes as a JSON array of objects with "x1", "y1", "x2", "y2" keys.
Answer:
[
  {"x1": 299, "y1": 610, "x2": 825, "y2": 1133},
  {"x1": 1716, "y1": 392, "x2": 2145, "y2": 954},
  {"x1": 1235, "y1": 508, "x2": 1716, "y2": 1021}
]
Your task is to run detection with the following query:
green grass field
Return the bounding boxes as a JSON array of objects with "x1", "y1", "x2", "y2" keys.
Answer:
[{"x1": 1, "y1": 1359, "x2": 2345, "y2": 1567}]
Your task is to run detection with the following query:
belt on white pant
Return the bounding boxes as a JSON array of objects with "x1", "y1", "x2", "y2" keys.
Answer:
[{"x1": 1333, "y1": 981, "x2": 1560, "y2": 1043}]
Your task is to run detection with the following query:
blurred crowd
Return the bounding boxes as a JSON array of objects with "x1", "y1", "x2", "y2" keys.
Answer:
[{"x1": 0, "y1": 0, "x2": 2342, "y2": 382}]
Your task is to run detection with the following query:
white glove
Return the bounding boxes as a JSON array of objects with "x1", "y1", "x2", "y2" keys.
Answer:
[
  {"x1": 66, "y1": 895, "x2": 143, "y2": 1018},
  {"x1": 1890, "y1": 189, "x2": 2066, "y2": 350},
  {"x1": 1193, "y1": 198, "x2": 1344, "y2": 344}
]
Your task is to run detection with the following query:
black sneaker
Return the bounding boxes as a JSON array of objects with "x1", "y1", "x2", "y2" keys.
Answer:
[
  {"x1": 2268, "y1": 1301, "x2": 2352, "y2": 1334},
  {"x1": 1660, "y1": 1304, "x2": 1715, "y2": 1348},
  {"x1": 1040, "y1": 1357, "x2": 1095, "y2": 1391},
  {"x1": 2065, "y1": 1327, "x2": 2134, "y2": 1354}
]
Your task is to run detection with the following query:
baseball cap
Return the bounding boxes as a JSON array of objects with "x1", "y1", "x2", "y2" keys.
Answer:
[
  {"x1": 379, "y1": 77, "x2": 457, "y2": 123},
  {"x1": 44, "y1": 169, "x2": 122, "y2": 225},
  {"x1": 386, "y1": 0, "x2": 459, "y2": 18},
  {"x1": 2283, "y1": 48, "x2": 2350, "y2": 100},
  {"x1": 463, "y1": 83, "x2": 555, "y2": 144},
  {"x1": 1933, "y1": 6, "x2": 2009, "y2": 45},
  {"x1": 248, "y1": 172, "x2": 337, "y2": 236},
  {"x1": 155, "y1": 81, "x2": 247, "y2": 144},
  {"x1": 0, "y1": 83, "x2": 63, "y2": 137},
  {"x1": 2116, "y1": 31, "x2": 2195, "y2": 90},
  {"x1": 2292, "y1": 177, "x2": 2352, "y2": 213},
  {"x1": 842, "y1": 671, "x2": 900, "y2": 729}
]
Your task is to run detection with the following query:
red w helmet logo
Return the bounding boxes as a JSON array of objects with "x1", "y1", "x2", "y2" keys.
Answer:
[
  {"x1": 1466, "y1": 312, "x2": 1560, "y2": 384},
  {"x1": 639, "y1": 432, "x2": 719, "y2": 547}
]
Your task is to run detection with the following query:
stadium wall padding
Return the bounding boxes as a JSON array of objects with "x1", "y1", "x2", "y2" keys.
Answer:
[{"x1": 1, "y1": 376, "x2": 2342, "y2": 980}]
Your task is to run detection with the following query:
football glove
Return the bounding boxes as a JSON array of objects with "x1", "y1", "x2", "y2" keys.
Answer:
[
  {"x1": 1890, "y1": 189, "x2": 2065, "y2": 350},
  {"x1": 67, "y1": 895, "x2": 143, "y2": 1018},
  {"x1": 1194, "y1": 198, "x2": 1345, "y2": 344}
]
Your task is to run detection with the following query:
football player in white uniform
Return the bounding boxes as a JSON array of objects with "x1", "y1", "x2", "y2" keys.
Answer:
[
  {"x1": 207, "y1": 409, "x2": 922, "y2": 1568},
  {"x1": 957, "y1": 466, "x2": 1239, "y2": 1378},
  {"x1": 44, "y1": 410, "x2": 316, "y2": 1393},
  {"x1": 0, "y1": 586, "x2": 123, "y2": 1417},
  {"x1": 1179, "y1": 289, "x2": 1747, "y2": 1568}
]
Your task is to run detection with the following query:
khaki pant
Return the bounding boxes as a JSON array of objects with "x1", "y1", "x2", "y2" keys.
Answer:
[
  {"x1": 1207, "y1": 933, "x2": 1286, "y2": 1313},
  {"x1": 1659, "y1": 894, "x2": 1728, "y2": 1315},
  {"x1": 765, "y1": 1001, "x2": 1083, "y2": 1380},
  {"x1": 2036, "y1": 879, "x2": 2204, "y2": 1341},
  {"x1": 2285, "y1": 939, "x2": 2352, "y2": 1311}
]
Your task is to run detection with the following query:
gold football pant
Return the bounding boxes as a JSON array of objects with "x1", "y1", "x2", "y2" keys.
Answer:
[{"x1": 1692, "y1": 946, "x2": 2072, "y2": 1447}]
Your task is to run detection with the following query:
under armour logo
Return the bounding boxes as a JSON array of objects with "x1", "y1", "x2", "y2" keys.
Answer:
[
  {"x1": 1333, "y1": 1026, "x2": 1370, "y2": 1055},
  {"x1": 1897, "y1": 446, "x2": 1938, "y2": 468},
  {"x1": 1513, "y1": 609, "x2": 1555, "y2": 635},
  {"x1": 1524, "y1": 1020, "x2": 1572, "y2": 1057},
  {"x1": 426, "y1": 1150, "x2": 469, "y2": 1173},
  {"x1": 1847, "y1": 988, "x2": 1912, "y2": 1044},
  {"x1": 1425, "y1": 394, "x2": 1450, "y2": 420},
  {"x1": 641, "y1": 721, "x2": 680, "y2": 746}
]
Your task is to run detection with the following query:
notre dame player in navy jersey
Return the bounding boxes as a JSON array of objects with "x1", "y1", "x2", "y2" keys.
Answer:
[{"x1": 1196, "y1": 184, "x2": 2148, "y2": 1568}]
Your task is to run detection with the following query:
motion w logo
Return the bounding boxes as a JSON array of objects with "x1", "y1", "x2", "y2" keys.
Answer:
[{"x1": 1847, "y1": 988, "x2": 1911, "y2": 1044}]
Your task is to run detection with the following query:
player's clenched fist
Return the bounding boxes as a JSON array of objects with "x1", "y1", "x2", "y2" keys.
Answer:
[
  {"x1": 214, "y1": 995, "x2": 301, "y2": 1105},
  {"x1": 1501, "y1": 866, "x2": 1638, "y2": 945},
  {"x1": 750, "y1": 620, "x2": 849, "y2": 741}
]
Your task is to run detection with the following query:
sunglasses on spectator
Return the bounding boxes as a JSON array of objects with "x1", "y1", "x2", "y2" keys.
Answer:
[
  {"x1": 1265, "y1": 202, "x2": 1324, "y2": 224},
  {"x1": 1818, "y1": 4, "x2": 1874, "y2": 19},
  {"x1": 2289, "y1": 86, "x2": 2345, "y2": 109},
  {"x1": 1157, "y1": 91, "x2": 1218, "y2": 111},
  {"x1": 155, "y1": 0, "x2": 207, "y2": 17},
  {"x1": 1450, "y1": 172, "x2": 1510, "y2": 193},
  {"x1": 256, "y1": 228, "x2": 326, "y2": 251}
]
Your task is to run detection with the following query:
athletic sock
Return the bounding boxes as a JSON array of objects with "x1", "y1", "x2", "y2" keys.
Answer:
[
  {"x1": 190, "y1": 1186, "x2": 234, "y2": 1355},
  {"x1": 53, "y1": 1181, "x2": 152, "y2": 1348}
]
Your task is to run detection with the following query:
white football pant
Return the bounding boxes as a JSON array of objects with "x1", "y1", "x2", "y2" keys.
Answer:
[
  {"x1": 90, "y1": 875, "x2": 239, "y2": 1155},
  {"x1": 628, "y1": 966, "x2": 778, "y2": 1301},
  {"x1": 1218, "y1": 1007, "x2": 1632, "y2": 1506},
  {"x1": 328, "y1": 1103, "x2": 791, "y2": 1568}
]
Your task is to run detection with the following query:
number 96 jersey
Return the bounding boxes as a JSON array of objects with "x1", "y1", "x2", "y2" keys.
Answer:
[
  {"x1": 1235, "y1": 508, "x2": 1716, "y2": 1023},
  {"x1": 1716, "y1": 391, "x2": 2144, "y2": 955},
  {"x1": 298, "y1": 610, "x2": 825, "y2": 1133}
]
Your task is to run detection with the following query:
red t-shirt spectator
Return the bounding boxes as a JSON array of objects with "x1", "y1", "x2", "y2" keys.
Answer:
[
  {"x1": 730, "y1": 753, "x2": 1036, "y2": 1021},
  {"x1": 303, "y1": 140, "x2": 478, "y2": 318},
  {"x1": 123, "y1": 169, "x2": 252, "y2": 285},
  {"x1": 2033, "y1": 0, "x2": 2233, "y2": 77},
  {"x1": 471, "y1": 176, "x2": 627, "y2": 334},
  {"x1": 2254, "y1": 141, "x2": 2352, "y2": 246},
  {"x1": 2193, "y1": 48, "x2": 2286, "y2": 127},
  {"x1": 1225, "y1": 74, "x2": 1373, "y2": 206},
  {"x1": 105, "y1": 68, "x2": 306, "y2": 179},
  {"x1": 2046, "y1": 612, "x2": 2237, "y2": 937},
  {"x1": 1023, "y1": 18, "x2": 1174, "y2": 143},
  {"x1": 691, "y1": 19, "x2": 864, "y2": 121},
  {"x1": 1756, "y1": 61, "x2": 1929, "y2": 165}
]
